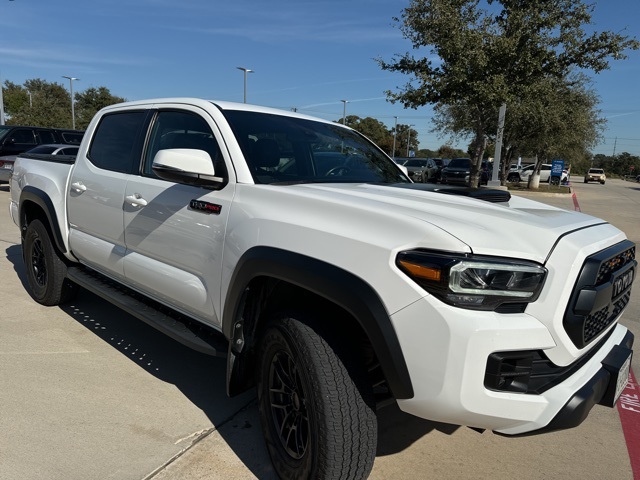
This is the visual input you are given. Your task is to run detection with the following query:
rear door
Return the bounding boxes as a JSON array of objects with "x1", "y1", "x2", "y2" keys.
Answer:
[
  {"x1": 67, "y1": 108, "x2": 150, "y2": 279},
  {"x1": 122, "y1": 106, "x2": 235, "y2": 326}
]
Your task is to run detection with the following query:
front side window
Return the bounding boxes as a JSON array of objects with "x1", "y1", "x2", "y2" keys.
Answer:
[
  {"x1": 0, "y1": 126, "x2": 11, "y2": 141},
  {"x1": 88, "y1": 111, "x2": 147, "y2": 173},
  {"x1": 143, "y1": 110, "x2": 226, "y2": 179},
  {"x1": 222, "y1": 110, "x2": 409, "y2": 185}
]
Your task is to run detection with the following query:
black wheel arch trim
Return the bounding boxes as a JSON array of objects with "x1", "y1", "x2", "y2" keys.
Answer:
[
  {"x1": 223, "y1": 246, "x2": 414, "y2": 399},
  {"x1": 19, "y1": 186, "x2": 67, "y2": 253}
]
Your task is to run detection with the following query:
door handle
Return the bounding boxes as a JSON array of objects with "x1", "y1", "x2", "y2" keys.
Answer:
[
  {"x1": 125, "y1": 194, "x2": 148, "y2": 207},
  {"x1": 70, "y1": 182, "x2": 87, "y2": 193}
]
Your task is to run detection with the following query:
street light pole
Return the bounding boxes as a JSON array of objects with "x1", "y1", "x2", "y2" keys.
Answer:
[
  {"x1": 392, "y1": 116, "x2": 398, "y2": 158},
  {"x1": 0, "y1": 72, "x2": 5, "y2": 125},
  {"x1": 406, "y1": 124, "x2": 415, "y2": 157},
  {"x1": 341, "y1": 100, "x2": 348, "y2": 125},
  {"x1": 62, "y1": 76, "x2": 79, "y2": 130},
  {"x1": 236, "y1": 67, "x2": 253, "y2": 103}
]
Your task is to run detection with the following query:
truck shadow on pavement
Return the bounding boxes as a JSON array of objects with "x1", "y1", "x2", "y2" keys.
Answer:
[{"x1": 6, "y1": 243, "x2": 460, "y2": 476}]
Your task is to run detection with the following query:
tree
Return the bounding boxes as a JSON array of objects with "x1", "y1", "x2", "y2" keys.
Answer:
[
  {"x1": 481, "y1": 73, "x2": 604, "y2": 186},
  {"x1": 377, "y1": 0, "x2": 639, "y2": 187},
  {"x1": 2, "y1": 78, "x2": 126, "y2": 131},
  {"x1": 437, "y1": 145, "x2": 466, "y2": 159},
  {"x1": 334, "y1": 115, "x2": 403, "y2": 156},
  {"x1": 75, "y1": 87, "x2": 126, "y2": 130},
  {"x1": 393, "y1": 124, "x2": 420, "y2": 157},
  {"x1": 3, "y1": 79, "x2": 69, "y2": 127}
]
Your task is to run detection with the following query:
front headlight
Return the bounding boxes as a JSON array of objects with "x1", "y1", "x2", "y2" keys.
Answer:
[{"x1": 396, "y1": 250, "x2": 547, "y2": 311}]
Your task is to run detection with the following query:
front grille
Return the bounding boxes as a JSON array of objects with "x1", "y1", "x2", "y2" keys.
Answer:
[
  {"x1": 564, "y1": 240, "x2": 636, "y2": 348},
  {"x1": 597, "y1": 246, "x2": 636, "y2": 283}
]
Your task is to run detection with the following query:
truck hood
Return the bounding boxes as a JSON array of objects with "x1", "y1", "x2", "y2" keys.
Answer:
[{"x1": 287, "y1": 182, "x2": 607, "y2": 263}]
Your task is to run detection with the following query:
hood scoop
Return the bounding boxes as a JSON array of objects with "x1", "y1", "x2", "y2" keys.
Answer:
[{"x1": 391, "y1": 183, "x2": 511, "y2": 203}]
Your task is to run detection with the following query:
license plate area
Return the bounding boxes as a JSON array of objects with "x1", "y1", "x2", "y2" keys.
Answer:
[{"x1": 599, "y1": 345, "x2": 633, "y2": 407}]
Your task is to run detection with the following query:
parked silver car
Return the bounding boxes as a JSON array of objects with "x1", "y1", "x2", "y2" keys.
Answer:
[{"x1": 0, "y1": 144, "x2": 79, "y2": 183}]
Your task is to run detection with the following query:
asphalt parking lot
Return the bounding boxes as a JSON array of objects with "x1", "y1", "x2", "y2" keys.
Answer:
[{"x1": 1, "y1": 179, "x2": 639, "y2": 480}]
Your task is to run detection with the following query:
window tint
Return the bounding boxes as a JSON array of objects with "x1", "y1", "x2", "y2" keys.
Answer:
[
  {"x1": 144, "y1": 110, "x2": 226, "y2": 179},
  {"x1": 0, "y1": 126, "x2": 11, "y2": 141},
  {"x1": 60, "y1": 132, "x2": 84, "y2": 144},
  {"x1": 223, "y1": 110, "x2": 408, "y2": 185},
  {"x1": 447, "y1": 158, "x2": 471, "y2": 169},
  {"x1": 88, "y1": 111, "x2": 146, "y2": 173},
  {"x1": 11, "y1": 129, "x2": 36, "y2": 144},
  {"x1": 37, "y1": 130, "x2": 57, "y2": 144},
  {"x1": 27, "y1": 145, "x2": 57, "y2": 154}
]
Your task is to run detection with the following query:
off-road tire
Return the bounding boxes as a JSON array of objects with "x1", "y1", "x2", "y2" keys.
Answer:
[
  {"x1": 23, "y1": 219, "x2": 77, "y2": 306},
  {"x1": 257, "y1": 315, "x2": 377, "y2": 480}
]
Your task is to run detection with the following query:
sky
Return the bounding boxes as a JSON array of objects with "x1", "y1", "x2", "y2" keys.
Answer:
[{"x1": 1, "y1": 0, "x2": 639, "y2": 156}]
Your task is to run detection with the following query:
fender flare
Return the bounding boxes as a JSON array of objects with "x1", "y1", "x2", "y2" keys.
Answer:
[
  {"x1": 19, "y1": 186, "x2": 67, "y2": 253},
  {"x1": 223, "y1": 246, "x2": 414, "y2": 399}
]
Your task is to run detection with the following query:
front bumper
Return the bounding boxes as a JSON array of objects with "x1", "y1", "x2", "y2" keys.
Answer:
[
  {"x1": 392, "y1": 296, "x2": 633, "y2": 434},
  {"x1": 532, "y1": 329, "x2": 633, "y2": 434}
]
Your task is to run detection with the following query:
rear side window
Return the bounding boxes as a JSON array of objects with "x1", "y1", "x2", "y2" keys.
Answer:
[
  {"x1": 88, "y1": 111, "x2": 147, "y2": 173},
  {"x1": 37, "y1": 129, "x2": 57, "y2": 144},
  {"x1": 60, "y1": 132, "x2": 84, "y2": 144}
]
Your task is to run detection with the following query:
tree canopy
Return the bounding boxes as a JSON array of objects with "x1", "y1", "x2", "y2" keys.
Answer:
[
  {"x1": 335, "y1": 116, "x2": 420, "y2": 157},
  {"x1": 2, "y1": 78, "x2": 126, "y2": 130},
  {"x1": 378, "y1": 0, "x2": 639, "y2": 187}
]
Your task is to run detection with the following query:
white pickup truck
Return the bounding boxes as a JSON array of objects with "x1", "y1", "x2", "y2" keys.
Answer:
[{"x1": 10, "y1": 98, "x2": 635, "y2": 479}]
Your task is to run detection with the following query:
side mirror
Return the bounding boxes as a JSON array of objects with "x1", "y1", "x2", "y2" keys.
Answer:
[
  {"x1": 398, "y1": 164, "x2": 409, "y2": 176},
  {"x1": 152, "y1": 148, "x2": 226, "y2": 189}
]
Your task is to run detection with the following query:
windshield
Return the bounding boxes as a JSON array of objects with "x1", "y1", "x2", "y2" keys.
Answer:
[
  {"x1": 447, "y1": 158, "x2": 471, "y2": 169},
  {"x1": 405, "y1": 159, "x2": 428, "y2": 167},
  {"x1": 222, "y1": 110, "x2": 409, "y2": 185},
  {"x1": 0, "y1": 126, "x2": 11, "y2": 141},
  {"x1": 590, "y1": 169, "x2": 604, "y2": 174}
]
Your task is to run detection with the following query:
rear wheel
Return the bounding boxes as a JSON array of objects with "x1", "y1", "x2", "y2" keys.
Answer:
[
  {"x1": 550, "y1": 176, "x2": 560, "y2": 186},
  {"x1": 23, "y1": 219, "x2": 76, "y2": 306},
  {"x1": 257, "y1": 315, "x2": 377, "y2": 480},
  {"x1": 507, "y1": 173, "x2": 519, "y2": 183}
]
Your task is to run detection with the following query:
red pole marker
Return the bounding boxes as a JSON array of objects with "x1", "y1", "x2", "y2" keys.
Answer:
[{"x1": 618, "y1": 368, "x2": 640, "y2": 478}]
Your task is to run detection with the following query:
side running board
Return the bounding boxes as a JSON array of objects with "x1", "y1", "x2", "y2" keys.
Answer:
[{"x1": 66, "y1": 266, "x2": 228, "y2": 357}]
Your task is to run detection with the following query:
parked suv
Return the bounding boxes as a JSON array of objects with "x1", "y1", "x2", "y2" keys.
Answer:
[
  {"x1": 402, "y1": 158, "x2": 438, "y2": 182},
  {"x1": 440, "y1": 158, "x2": 488, "y2": 185},
  {"x1": 584, "y1": 168, "x2": 606, "y2": 184},
  {"x1": 0, "y1": 125, "x2": 84, "y2": 158}
]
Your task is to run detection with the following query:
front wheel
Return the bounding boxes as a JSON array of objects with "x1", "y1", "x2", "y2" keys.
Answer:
[
  {"x1": 257, "y1": 315, "x2": 377, "y2": 480},
  {"x1": 23, "y1": 219, "x2": 76, "y2": 306}
]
